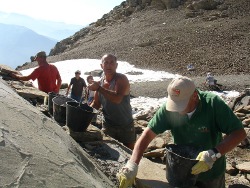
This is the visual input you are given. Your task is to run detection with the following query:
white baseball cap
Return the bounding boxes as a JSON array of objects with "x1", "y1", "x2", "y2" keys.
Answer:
[{"x1": 166, "y1": 76, "x2": 196, "y2": 112}]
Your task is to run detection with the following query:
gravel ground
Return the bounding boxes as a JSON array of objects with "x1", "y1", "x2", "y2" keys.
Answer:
[
  {"x1": 18, "y1": 0, "x2": 250, "y2": 79},
  {"x1": 130, "y1": 74, "x2": 250, "y2": 98},
  {"x1": 8, "y1": 1, "x2": 250, "y2": 186}
]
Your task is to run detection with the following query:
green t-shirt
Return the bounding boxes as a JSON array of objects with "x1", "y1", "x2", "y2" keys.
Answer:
[{"x1": 148, "y1": 90, "x2": 243, "y2": 181}]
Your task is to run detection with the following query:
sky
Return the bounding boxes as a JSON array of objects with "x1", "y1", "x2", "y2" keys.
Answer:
[
  {"x1": 0, "y1": 0, "x2": 125, "y2": 25},
  {"x1": 21, "y1": 59, "x2": 240, "y2": 117}
]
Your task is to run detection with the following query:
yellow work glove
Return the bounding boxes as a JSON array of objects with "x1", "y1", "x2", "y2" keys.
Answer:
[
  {"x1": 116, "y1": 160, "x2": 138, "y2": 188},
  {"x1": 191, "y1": 150, "x2": 216, "y2": 175}
]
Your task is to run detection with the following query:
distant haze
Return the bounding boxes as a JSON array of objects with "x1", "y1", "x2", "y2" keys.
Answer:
[
  {"x1": 0, "y1": 12, "x2": 85, "y2": 69},
  {"x1": 0, "y1": 23, "x2": 57, "y2": 69},
  {"x1": 0, "y1": 12, "x2": 84, "y2": 41}
]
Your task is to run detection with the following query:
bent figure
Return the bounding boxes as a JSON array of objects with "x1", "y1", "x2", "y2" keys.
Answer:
[{"x1": 117, "y1": 76, "x2": 246, "y2": 188}]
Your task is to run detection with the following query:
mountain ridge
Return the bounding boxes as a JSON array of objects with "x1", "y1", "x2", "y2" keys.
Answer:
[
  {"x1": 0, "y1": 11, "x2": 84, "y2": 40},
  {"x1": 18, "y1": 0, "x2": 250, "y2": 77},
  {"x1": 0, "y1": 23, "x2": 57, "y2": 68}
]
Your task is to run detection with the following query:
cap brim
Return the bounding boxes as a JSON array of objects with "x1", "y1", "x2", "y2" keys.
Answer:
[{"x1": 166, "y1": 97, "x2": 190, "y2": 112}]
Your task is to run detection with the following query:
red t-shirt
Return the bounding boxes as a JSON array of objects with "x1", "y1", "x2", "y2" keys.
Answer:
[{"x1": 28, "y1": 64, "x2": 61, "y2": 93}]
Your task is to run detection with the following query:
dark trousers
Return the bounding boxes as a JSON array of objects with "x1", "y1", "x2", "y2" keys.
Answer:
[{"x1": 195, "y1": 174, "x2": 225, "y2": 188}]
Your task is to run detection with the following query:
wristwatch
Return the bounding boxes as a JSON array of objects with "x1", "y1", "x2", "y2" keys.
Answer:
[{"x1": 211, "y1": 147, "x2": 222, "y2": 159}]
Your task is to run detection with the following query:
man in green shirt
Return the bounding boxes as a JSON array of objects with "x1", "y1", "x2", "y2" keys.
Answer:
[{"x1": 117, "y1": 76, "x2": 246, "y2": 188}]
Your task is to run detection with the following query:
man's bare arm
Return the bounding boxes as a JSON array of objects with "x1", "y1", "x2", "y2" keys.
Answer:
[
  {"x1": 130, "y1": 127, "x2": 157, "y2": 164},
  {"x1": 216, "y1": 128, "x2": 246, "y2": 155},
  {"x1": 11, "y1": 73, "x2": 31, "y2": 81},
  {"x1": 88, "y1": 75, "x2": 130, "y2": 104}
]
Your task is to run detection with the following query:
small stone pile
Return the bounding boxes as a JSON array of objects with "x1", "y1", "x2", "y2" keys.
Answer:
[{"x1": 0, "y1": 65, "x2": 48, "y2": 105}]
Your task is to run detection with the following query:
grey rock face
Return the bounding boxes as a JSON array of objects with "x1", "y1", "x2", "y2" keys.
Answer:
[{"x1": 0, "y1": 78, "x2": 114, "y2": 188}]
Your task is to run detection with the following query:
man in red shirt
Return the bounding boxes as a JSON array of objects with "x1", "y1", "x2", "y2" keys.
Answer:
[{"x1": 11, "y1": 51, "x2": 62, "y2": 93}]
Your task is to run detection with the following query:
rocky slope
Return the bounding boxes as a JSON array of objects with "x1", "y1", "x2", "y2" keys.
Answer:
[
  {"x1": 0, "y1": 76, "x2": 114, "y2": 188},
  {"x1": 18, "y1": 0, "x2": 250, "y2": 78}
]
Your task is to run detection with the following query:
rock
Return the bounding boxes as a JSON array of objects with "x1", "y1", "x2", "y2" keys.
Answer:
[
  {"x1": 146, "y1": 135, "x2": 167, "y2": 151},
  {"x1": 10, "y1": 80, "x2": 33, "y2": 88},
  {"x1": 162, "y1": 0, "x2": 183, "y2": 9},
  {"x1": 245, "y1": 105, "x2": 250, "y2": 111},
  {"x1": 236, "y1": 162, "x2": 250, "y2": 173},
  {"x1": 134, "y1": 122, "x2": 145, "y2": 134},
  {"x1": 0, "y1": 78, "x2": 114, "y2": 187},
  {"x1": 241, "y1": 96, "x2": 250, "y2": 106},
  {"x1": 143, "y1": 148, "x2": 166, "y2": 158},
  {"x1": 95, "y1": 18, "x2": 107, "y2": 27},
  {"x1": 136, "y1": 157, "x2": 171, "y2": 188},
  {"x1": 9, "y1": 79, "x2": 48, "y2": 103},
  {"x1": 136, "y1": 120, "x2": 149, "y2": 127},
  {"x1": 126, "y1": 71, "x2": 143, "y2": 75},
  {"x1": 50, "y1": 39, "x2": 72, "y2": 55},
  {"x1": 60, "y1": 83, "x2": 68, "y2": 89},
  {"x1": 0, "y1": 130, "x2": 5, "y2": 146},
  {"x1": 142, "y1": 0, "x2": 152, "y2": 7},
  {"x1": 0, "y1": 64, "x2": 20, "y2": 76},
  {"x1": 84, "y1": 69, "x2": 103, "y2": 77},
  {"x1": 237, "y1": 116, "x2": 246, "y2": 121},
  {"x1": 228, "y1": 92, "x2": 247, "y2": 110},
  {"x1": 15, "y1": 87, "x2": 48, "y2": 100},
  {"x1": 237, "y1": 175, "x2": 250, "y2": 185},
  {"x1": 242, "y1": 118, "x2": 250, "y2": 127},
  {"x1": 126, "y1": 6, "x2": 136, "y2": 14},
  {"x1": 240, "y1": 128, "x2": 250, "y2": 147},
  {"x1": 69, "y1": 125, "x2": 104, "y2": 142},
  {"x1": 235, "y1": 105, "x2": 250, "y2": 114},
  {"x1": 133, "y1": 107, "x2": 157, "y2": 121},
  {"x1": 133, "y1": 110, "x2": 149, "y2": 120},
  {"x1": 233, "y1": 95, "x2": 250, "y2": 111},
  {"x1": 190, "y1": 0, "x2": 223, "y2": 10},
  {"x1": 226, "y1": 163, "x2": 239, "y2": 176},
  {"x1": 185, "y1": 10, "x2": 204, "y2": 18},
  {"x1": 127, "y1": 0, "x2": 139, "y2": 7},
  {"x1": 247, "y1": 174, "x2": 250, "y2": 182},
  {"x1": 81, "y1": 137, "x2": 171, "y2": 187},
  {"x1": 151, "y1": 0, "x2": 166, "y2": 10},
  {"x1": 234, "y1": 112, "x2": 246, "y2": 118}
]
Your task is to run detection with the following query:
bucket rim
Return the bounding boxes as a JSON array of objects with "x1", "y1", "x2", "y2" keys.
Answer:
[
  {"x1": 66, "y1": 101, "x2": 97, "y2": 114},
  {"x1": 52, "y1": 96, "x2": 76, "y2": 105},
  {"x1": 166, "y1": 144, "x2": 199, "y2": 161},
  {"x1": 48, "y1": 91, "x2": 58, "y2": 95}
]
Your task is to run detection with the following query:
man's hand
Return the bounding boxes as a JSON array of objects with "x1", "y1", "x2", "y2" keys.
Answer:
[
  {"x1": 191, "y1": 150, "x2": 216, "y2": 175},
  {"x1": 88, "y1": 81, "x2": 100, "y2": 91},
  {"x1": 116, "y1": 160, "x2": 138, "y2": 188},
  {"x1": 10, "y1": 72, "x2": 19, "y2": 79}
]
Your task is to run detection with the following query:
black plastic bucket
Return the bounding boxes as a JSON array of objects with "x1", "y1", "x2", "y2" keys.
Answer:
[
  {"x1": 66, "y1": 101, "x2": 97, "y2": 132},
  {"x1": 52, "y1": 96, "x2": 76, "y2": 125},
  {"x1": 165, "y1": 144, "x2": 201, "y2": 188},
  {"x1": 48, "y1": 92, "x2": 58, "y2": 115}
]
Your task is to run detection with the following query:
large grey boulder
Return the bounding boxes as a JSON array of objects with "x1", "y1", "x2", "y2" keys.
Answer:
[
  {"x1": 0, "y1": 79, "x2": 114, "y2": 187},
  {"x1": 151, "y1": 0, "x2": 183, "y2": 9},
  {"x1": 187, "y1": 0, "x2": 223, "y2": 10}
]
